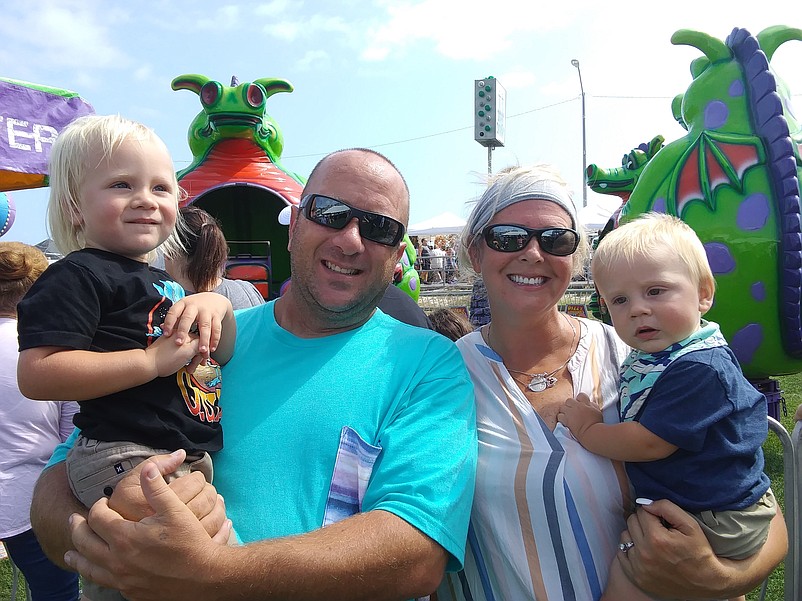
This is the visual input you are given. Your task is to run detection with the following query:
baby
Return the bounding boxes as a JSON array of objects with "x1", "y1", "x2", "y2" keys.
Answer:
[
  {"x1": 558, "y1": 212, "x2": 775, "y2": 601},
  {"x1": 17, "y1": 114, "x2": 236, "y2": 601}
]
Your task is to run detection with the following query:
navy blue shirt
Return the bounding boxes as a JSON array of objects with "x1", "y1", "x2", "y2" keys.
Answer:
[{"x1": 626, "y1": 346, "x2": 769, "y2": 512}]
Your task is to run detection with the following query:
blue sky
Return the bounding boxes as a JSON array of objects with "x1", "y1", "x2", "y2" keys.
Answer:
[{"x1": 2, "y1": 0, "x2": 801, "y2": 244}]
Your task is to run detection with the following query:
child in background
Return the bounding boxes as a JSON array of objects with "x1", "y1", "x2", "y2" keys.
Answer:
[
  {"x1": 16, "y1": 116, "x2": 236, "y2": 590},
  {"x1": 428, "y1": 307, "x2": 473, "y2": 341},
  {"x1": 558, "y1": 213, "x2": 775, "y2": 601}
]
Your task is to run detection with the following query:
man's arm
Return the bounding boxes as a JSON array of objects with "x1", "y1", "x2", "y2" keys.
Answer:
[
  {"x1": 621, "y1": 499, "x2": 787, "y2": 598},
  {"x1": 66, "y1": 464, "x2": 447, "y2": 601},
  {"x1": 31, "y1": 463, "x2": 85, "y2": 568}
]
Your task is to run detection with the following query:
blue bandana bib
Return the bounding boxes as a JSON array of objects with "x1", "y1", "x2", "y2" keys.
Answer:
[{"x1": 619, "y1": 320, "x2": 727, "y2": 422}]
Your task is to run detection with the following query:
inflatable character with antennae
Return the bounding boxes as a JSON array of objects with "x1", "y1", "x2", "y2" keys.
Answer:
[{"x1": 620, "y1": 25, "x2": 802, "y2": 379}]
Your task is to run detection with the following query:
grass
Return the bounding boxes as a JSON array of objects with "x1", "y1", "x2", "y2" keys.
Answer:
[
  {"x1": 2, "y1": 374, "x2": 800, "y2": 601},
  {"x1": 746, "y1": 372, "x2": 800, "y2": 601}
]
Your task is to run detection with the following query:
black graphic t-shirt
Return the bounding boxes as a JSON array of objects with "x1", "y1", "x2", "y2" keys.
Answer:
[{"x1": 17, "y1": 248, "x2": 222, "y2": 452}]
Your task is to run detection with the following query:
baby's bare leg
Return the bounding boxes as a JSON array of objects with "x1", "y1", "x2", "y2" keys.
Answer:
[{"x1": 601, "y1": 555, "x2": 658, "y2": 601}]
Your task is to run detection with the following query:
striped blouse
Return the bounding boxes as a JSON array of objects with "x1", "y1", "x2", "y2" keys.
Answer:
[{"x1": 437, "y1": 318, "x2": 632, "y2": 601}]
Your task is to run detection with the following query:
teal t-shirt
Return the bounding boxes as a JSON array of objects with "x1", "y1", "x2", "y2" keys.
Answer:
[{"x1": 50, "y1": 301, "x2": 477, "y2": 571}]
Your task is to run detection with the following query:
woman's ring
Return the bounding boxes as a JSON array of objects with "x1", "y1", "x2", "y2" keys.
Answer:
[{"x1": 618, "y1": 541, "x2": 635, "y2": 553}]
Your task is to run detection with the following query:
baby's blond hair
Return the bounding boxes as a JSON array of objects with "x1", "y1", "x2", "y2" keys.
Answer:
[
  {"x1": 47, "y1": 114, "x2": 184, "y2": 261},
  {"x1": 592, "y1": 212, "x2": 715, "y2": 293}
]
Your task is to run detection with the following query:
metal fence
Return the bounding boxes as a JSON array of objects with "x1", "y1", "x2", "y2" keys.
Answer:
[{"x1": 765, "y1": 418, "x2": 801, "y2": 601}]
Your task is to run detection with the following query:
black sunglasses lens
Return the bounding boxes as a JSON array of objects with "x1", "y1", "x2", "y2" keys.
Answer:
[
  {"x1": 486, "y1": 226, "x2": 578, "y2": 256},
  {"x1": 540, "y1": 229, "x2": 578, "y2": 256},
  {"x1": 308, "y1": 196, "x2": 351, "y2": 228},
  {"x1": 487, "y1": 226, "x2": 528, "y2": 252},
  {"x1": 360, "y1": 214, "x2": 401, "y2": 245},
  {"x1": 305, "y1": 195, "x2": 403, "y2": 246}
]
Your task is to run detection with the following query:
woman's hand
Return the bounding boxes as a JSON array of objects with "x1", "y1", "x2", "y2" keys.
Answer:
[{"x1": 619, "y1": 499, "x2": 786, "y2": 599}]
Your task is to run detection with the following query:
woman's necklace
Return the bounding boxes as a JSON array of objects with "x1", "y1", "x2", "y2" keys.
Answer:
[{"x1": 500, "y1": 313, "x2": 577, "y2": 393}]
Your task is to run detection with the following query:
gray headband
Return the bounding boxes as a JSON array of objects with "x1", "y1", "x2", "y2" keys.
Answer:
[{"x1": 467, "y1": 176, "x2": 578, "y2": 237}]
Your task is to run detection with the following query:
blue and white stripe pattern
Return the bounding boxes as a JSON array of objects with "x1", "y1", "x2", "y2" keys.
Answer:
[{"x1": 437, "y1": 319, "x2": 632, "y2": 601}]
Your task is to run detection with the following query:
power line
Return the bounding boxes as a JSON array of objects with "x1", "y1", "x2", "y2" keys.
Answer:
[
  {"x1": 174, "y1": 92, "x2": 802, "y2": 164},
  {"x1": 282, "y1": 97, "x2": 578, "y2": 159}
]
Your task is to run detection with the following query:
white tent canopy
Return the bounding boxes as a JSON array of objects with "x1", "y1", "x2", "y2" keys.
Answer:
[
  {"x1": 579, "y1": 196, "x2": 624, "y2": 231},
  {"x1": 408, "y1": 212, "x2": 467, "y2": 236}
]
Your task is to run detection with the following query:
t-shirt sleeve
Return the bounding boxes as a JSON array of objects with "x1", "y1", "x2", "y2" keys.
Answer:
[
  {"x1": 17, "y1": 260, "x2": 103, "y2": 351},
  {"x1": 636, "y1": 359, "x2": 733, "y2": 451},
  {"x1": 45, "y1": 427, "x2": 80, "y2": 469},
  {"x1": 361, "y1": 335, "x2": 478, "y2": 572}
]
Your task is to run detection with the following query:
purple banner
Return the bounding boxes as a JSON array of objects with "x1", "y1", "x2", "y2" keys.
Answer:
[{"x1": 0, "y1": 80, "x2": 94, "y2": 176}]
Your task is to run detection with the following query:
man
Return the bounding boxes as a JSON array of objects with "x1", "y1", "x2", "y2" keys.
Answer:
[{"x1": 30, "y1": 148, "x2": 477, "y2": 601}]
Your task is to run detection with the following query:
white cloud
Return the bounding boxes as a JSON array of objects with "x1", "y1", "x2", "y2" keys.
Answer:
[
  {"x1": 254, "y1": 0, "x2": 296, "y2": 18},
  {"x1": 0, "y1": 1, "x2": 129, "y2": 70},
  {"x1": 264, "y1": 14, "x2": 352, "y2": 42},
  {"x1": 196, "y1": 5, "x2": 241, "y2": 30},
  {"x1": 134, "y1": 65, "x2": 154, "y2": 82},
  {"x1": 361, "y1": 0, "x2": 579, "y2": 61},
  {"x1": 294, "y1": 50, "x2": 330, "y2": 71}
]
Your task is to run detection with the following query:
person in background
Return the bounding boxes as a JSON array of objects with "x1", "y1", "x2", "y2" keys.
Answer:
[
  {"x1": 444, "y1": 245, "x2": 458, "y2": 283},
  {"x1": 468, "y1": 276, "x2": 491, "y2": 328},
  {"x1": 0, "y1": 242, "x2": 80, "y2": 601},
  {"x1": 164, "y1": 205, "x2": 264, "y2": 310},
  {"x1": 428, "y1": 308, "x2": 473, "y2": 341},
  {"x1": 436, "y1": 164, "x2": 787, "y2": 601},
  {"x1": 430, "y1": 239, "x2": 446, "y2": 284},
  {"x1": 418, "y1": 237, "x2": 431, "y2": 284},
  {"x1": 378, "y1": 282, "x2": 433, "y2": 329},
  {"x1": 31, "y1": 147, "x2": 477, "y2": 601},
  {"x1": 558, "y1": 213, "x2": 775, "y2": 601}
]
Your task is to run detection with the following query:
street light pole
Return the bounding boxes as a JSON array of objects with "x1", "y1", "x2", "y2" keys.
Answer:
[{"x1": 571, "y1": 59, "x2": 587, "y2": 208}]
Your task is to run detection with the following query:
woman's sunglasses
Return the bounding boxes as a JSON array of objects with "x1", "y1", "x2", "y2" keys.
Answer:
[
  {"x1": 300, "y1": 194, "x2": 405, "y2": 247},
  {"x1": 482, "y1": 224, "x2": 579, "y2": 256}
]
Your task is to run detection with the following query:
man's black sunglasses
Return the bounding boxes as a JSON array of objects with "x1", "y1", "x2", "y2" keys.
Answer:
[
  {"x1": 483, "y1": 224, "x2": 579, "y2": 256},
  {"x1": 300, "y1": 194, "x2": 406, "y2": 247}
]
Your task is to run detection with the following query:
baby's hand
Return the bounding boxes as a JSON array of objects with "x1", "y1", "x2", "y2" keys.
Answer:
[
  {"x1": 557, "y1": 393, "x2": 603, "y2": 438},
  {"x1": 162, "y1": 293, "x2": 233, "y2": 360},
  {"x1": 145, "y1": 330, "x2": 200, "y2": 377}
]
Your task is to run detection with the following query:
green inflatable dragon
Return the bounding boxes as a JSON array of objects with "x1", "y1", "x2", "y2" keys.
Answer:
[
  {"x1": 171, "y1": 74, "x2": 420, "y2": 301},
  {"x1": 619, "y1": 25, "x2": 802, "y2": 379}
]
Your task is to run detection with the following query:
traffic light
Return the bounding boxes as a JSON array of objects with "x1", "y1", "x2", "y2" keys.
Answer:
[{"x1": 474, "y1": 77, "x2": 506, "y2": 147}]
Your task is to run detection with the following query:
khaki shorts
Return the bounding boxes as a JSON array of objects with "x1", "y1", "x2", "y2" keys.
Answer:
[
  {"x1": 65, "y1": 436, "x2": 213, "y2": 508},
  {"x1": 692, "y1": 488, "x2": 777, "y2": 560}
]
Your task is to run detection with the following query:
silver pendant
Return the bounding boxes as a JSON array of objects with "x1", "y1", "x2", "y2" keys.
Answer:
[{"x1": 527, "y1": 374, "x2": 556, "y2": 393}]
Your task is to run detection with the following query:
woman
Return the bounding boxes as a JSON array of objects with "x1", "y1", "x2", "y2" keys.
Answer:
[
  {"x1": 164, "y1": 205, "x2": 264, "y2": 310},
  {"x1": 0, "y1": 242, "x2": 80, "y2": 601},
  {"x1": 435, "y1": 165, "x2": 787, "y2": 600}
]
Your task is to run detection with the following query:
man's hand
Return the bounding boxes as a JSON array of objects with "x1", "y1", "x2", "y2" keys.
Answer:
[
  {"x1": 108, "y1": 450, "x2": 226, "y2": 537},
  {"x1": 65, "y1": 457, "x2": 230, "y2": 600},
  {"x1": 556, "y1": 392, "x2": 602, "y2": 439}
]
